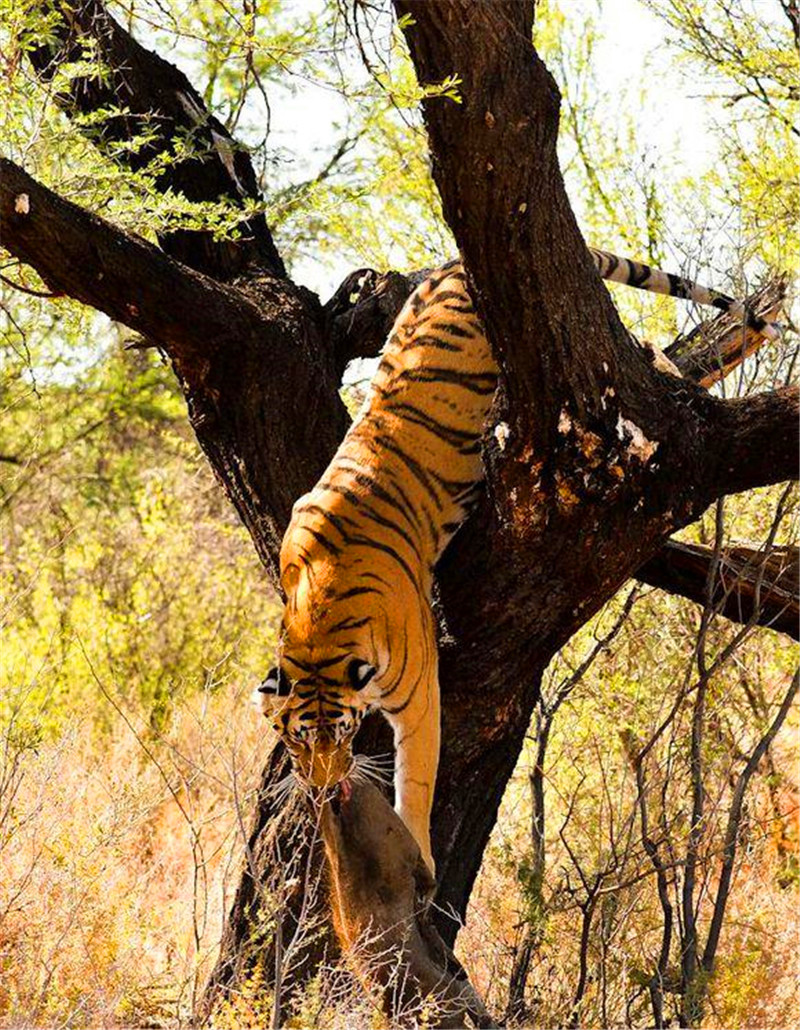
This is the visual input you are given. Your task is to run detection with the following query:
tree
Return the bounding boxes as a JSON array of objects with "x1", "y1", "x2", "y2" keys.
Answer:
[{"x1": 1, "y1": 1, "x2": 797, "y2": 1024}]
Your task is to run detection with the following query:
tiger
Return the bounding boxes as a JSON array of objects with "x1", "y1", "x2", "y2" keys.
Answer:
[{"x1": 255, "y1": 248, "x2": 780, "y2": 873}]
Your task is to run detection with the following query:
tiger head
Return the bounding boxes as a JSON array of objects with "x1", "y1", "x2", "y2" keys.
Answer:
[
  {"x1": 253, "y1": 650, "x2": 379, "y2": 789},
  {"x1": 254, "y1": 550, "x2": 390, "y2": 788}
]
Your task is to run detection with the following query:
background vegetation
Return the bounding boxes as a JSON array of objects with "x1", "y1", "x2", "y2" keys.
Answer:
[{"x1": 1, "y1": 0, "x2": 797, "y2": 1026}]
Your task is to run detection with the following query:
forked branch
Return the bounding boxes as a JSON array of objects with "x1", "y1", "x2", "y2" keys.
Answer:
[{"x1": 28, "y1": 0, "x2": 283, "y2": 279}]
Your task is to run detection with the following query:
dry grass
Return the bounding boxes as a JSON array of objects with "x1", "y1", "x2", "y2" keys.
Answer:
[
  {"x1": 2, "y1": 677, "x2": 797, "y2": 1028},
  {"x1": 0, "y1": 682, "x2": 266, "y2": 1028}
]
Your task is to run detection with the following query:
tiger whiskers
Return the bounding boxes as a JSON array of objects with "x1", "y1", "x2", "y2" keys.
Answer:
[
  {"x1": 264, "y1": 769, "x2": 301, "y2": 810},
  {"x1": 352, "y1": 752, "x2": 394, "y2": 789},
  {"x1": 354, "y1": 750, "x2": 394, "y2": 769}
]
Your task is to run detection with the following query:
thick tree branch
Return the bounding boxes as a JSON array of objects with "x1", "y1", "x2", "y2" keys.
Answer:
[
  {"x1": 637, "y1": 541, "x2": 799, "y2": 639},
  {"x1": 324, "y1": 267, "x2": 431, "y2": 377},
  {"x1": 0, "y1": 157, "x2": 263, "y2": 374},
  {"x1": 28, "y1": 0, "x2": 284, "y2": 280},
  {"x1": 1, "y1": 156, "x2": 347, "y2": 573},
  {"x1": 706, "y1": 386, "x2": 799, "y2": 497},
  {"x1": 395, "y1": 0, "x2": 656, "y2": 452},
  {"x1": 666, "y1": 276, "x2": 791, "y2": 386}
]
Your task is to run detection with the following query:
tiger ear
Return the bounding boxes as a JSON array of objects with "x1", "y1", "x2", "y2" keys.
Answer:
[{"x1": 251, "y1": 666, "x2": 290, "y2": 714}]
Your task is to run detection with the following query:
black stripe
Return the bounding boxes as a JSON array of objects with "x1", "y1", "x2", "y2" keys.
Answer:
[
  {"x1": 412, "y1": 306, "x2": 474, "y2": 330},
  {"x1": 320, "y1": 474, "x2": 423, "y2": 539},
  {"x1": 383, "y1": 669, "x2": 423, "y2": 714},
  {"x1": 360, "y1": 571, "x2": 394, "y2": 587},
  {"x1": 627, "y1": 261, "x2": 651, "y2": 288},
  {"x1": 429, "y1": 468, "x2": 482, "y2": 500},
  {"x1": 334, "y1": 585, "x2": 382, "y2": 601},
  {"x1": 428, "y1": 320, "x2": 476, "y2": 338},
  {"x1": 315, "y1": 655, "x2": 349, "y2": 670},
  {"x1": 384, "y1": 399, "x2": 480, "y2": 445},
  {"x1": 392, "y1": 366, "x2": 497, "y2": 395},
  {"x1": 283, "y1": 655, "x2": 314, "y2": 674},
  {"x1": 347, "y1": 534, "x2": 418, "y2": 585},
  {"x1": 294, "y1": 503, "x2": 354, "y2": 541},
  {"x1": 378, "y1": 354, "x2": 399, "y2": 375},
  {"x1": 356, "y1": 500, "x2": 421, "y2": 558},
  {"x1": 747, "y1": 311, "x2": 767, "y2": 331},
  {"x1": 352, "y1": 457, "x2": 429, "y2": 535},
  {"x1": 380, "y1": 634, "x2": 410, "y2": 698},
  {"x1": 287, "y1": 654, "x2": 348, "y2": 674},
  {"x1": 441, "y1": 303, "x2": 476, "y2": 313},
  {"x1": 667, "y1": 272, "x2": 691, "y2": 300},
  {"x1": 427, "y1": 288, "x2": 469, "y2": 304},
  {"x1": 323, "y1": 457, "x2": 422, "y2": 530},
  {"x1": 373, "y1": 432, "x2": 445, "y2": 512},
  {"x1": 301, "y1": 526, "x2": 341, "y2": 557},
  {"x1": 425, "y1": 272, "x2": 456, "y2": 292},
  {"x1": 400, "y1": 333, "x2": 463, "y2": 353},
  {"x1": 329, "y1": 614, "x2": 372, "y2": 632}
]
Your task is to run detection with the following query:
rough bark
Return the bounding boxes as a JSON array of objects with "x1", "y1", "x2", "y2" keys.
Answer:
[
  {"x1": 3, "y1": 0, "x2": 797, "y2": 1015},
  {"x1": 704, "y1": 386, "x2": 799, "y2": 497},
  {"x1": 395, "y1": 0, "x2": 641, "y2": 448},
  {"x1": 0, "y1": 159, "x2": 348, "y2": 578},
  {"x1": 0, "y1": 159, "x2": 261, "y2": 368}
]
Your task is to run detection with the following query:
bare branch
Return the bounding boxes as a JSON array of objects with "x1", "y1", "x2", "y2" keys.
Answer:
[
  {"x1": 701, "y1": 666, "x2": 800, "y2": 972},
  {"x1": 637, "y1": 540, "x2": 799, "y2": 639},
  {"x1": 665, "y1": 276, "x2": 791, "y2": 386}
]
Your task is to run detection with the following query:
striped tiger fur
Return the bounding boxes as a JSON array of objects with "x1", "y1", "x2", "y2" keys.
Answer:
[
  {"x1": 255, "y1": 250, "x2": 779, "y2": 872},
  {"x1": 589, "y1": 248, "x2": 780, "y2": 340}
]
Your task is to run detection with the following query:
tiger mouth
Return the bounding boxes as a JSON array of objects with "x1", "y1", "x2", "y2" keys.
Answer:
[{"x1": 328, "y1": 776, "x2": 353, "y2": 817}]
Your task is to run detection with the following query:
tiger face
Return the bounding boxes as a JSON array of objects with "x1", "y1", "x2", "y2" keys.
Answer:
[{"x1": 254, "y1": 652, "x2": 379, "y2": 789}]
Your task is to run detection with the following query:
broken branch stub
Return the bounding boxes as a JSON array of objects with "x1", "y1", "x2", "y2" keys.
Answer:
[{"x1": 319, "y1": 780, "x2": 496, "y2": 1028}]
